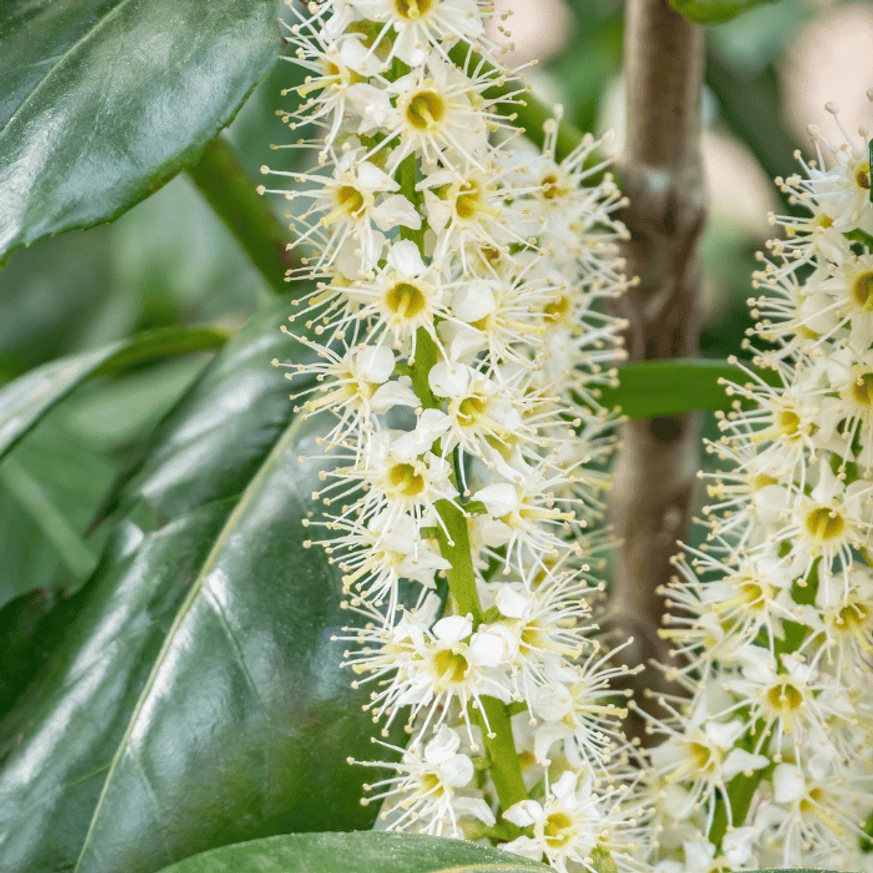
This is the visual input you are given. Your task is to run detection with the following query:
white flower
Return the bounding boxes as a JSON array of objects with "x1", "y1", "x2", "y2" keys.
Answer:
[
  {"x1": 348, "y1": 0, "x2": 485, "y2": 67},
  {"x1": 357, "y1": 725, "x2": 493, "y2": 837},
  {"x1": 502, "y1": 771, "x2": 622, "y2": 873}
]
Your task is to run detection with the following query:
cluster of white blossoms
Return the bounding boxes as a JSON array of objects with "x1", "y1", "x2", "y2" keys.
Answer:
[
  {"x1": 261, "y1": 1, "x2": 646, "y2": 870},
  {"x1": 644, "y1": 100, "x2": 873, "y2": 871}
]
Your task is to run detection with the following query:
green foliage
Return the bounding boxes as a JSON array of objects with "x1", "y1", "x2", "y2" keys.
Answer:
[
  {"x1": 600, "y1": 358, "x2": 776, "y2": 420},
  {"x1": 153, "y1": 832, "x2": 549, "y2": 873},
  {"x1": 0, "y1": 0, "x2": 280, "y2": 262},
  {"x1": 0, "y1": 327, "x2": 227, "y2": 461},
  {"x1": 0, "y1": 303, "x2": 403, "y2": 873},
  {"x1": 0, "y1": 422, "x2": 112, "y2": 606},
  {"x1": 669, "y1": 0, "x2": 781, "y2": 24}
]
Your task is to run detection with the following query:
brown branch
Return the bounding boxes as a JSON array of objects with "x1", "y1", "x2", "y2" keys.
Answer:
[{"x1": 607, "y1": 0, "x2": 706, "y2": 735}]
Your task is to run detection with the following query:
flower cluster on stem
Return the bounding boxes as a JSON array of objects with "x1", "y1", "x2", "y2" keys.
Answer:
[
  {"x1": 261, "y1": 2, "x2": 646, "y2": 870},
  {"x1": 644, "y1": 98, "x2": 873, "y2": 872}
]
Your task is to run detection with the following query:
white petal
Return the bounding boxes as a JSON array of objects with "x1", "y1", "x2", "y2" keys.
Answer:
[
  {"x1": 451, "y1": 282, "x2": 497, "y2": 323},
  {"x1": 439, "y1": 753, "x2": 474, "y2": 787},
  {"x1": 452, "y1": 796, "x2": 496, "y2": 827},
  {"x1": 356, "y1": 345, "x2": 395, "y2": 383},
  {"x1": 495, "y1": 586, "x2": 531, "y2": 619},
  {"x1": 470, "y1": 625, "x2": 517, "y2": 667},
  {"x1": 373, "y1": 194, "x2": 422, "y2": 232},
  {"x1": 474, "y1": 483, "x2": 518, "y2": 517},
  {"x1": 357, "y1": 160, "x2": 397, "y2": 193},
  {"x1": 722, "y1": 827, "x2": 757, "y2": 867},
  {"x1": 772, "y1": 763, "x2": 806, "y2": 803},
  {"x1": 371, "y1": 381, "x2": 419, "y2": 414},
  {"x1": 429, "y1": 362, "x2": 470, "y2": 398},
  {"x1": 533, "y1": 722, "x2": 570, "y2": 764},
  {"x1": 387, "y1": 239, "x2": 426, "y2": 276},
  {"x1": 552, "y1": 770, "x2": 579, "y2": 799},
  {"x1": 704, "y1": 719, "x2": 745, "y2": 750},
  {"x1": 722, "y1": 749, "x2": 770, "y2": 782},
  {"x1": 502, "y1": 800, "x2": 543, "y2": 828},
  {"x1": 433, "y1": 614, "x2": 472, "y2": 644},
  {"x1": 424, "y1": 725, "x2": 461, "y2": 764},
  {"x1": 500, "y1": 836, "x2": 545, "y2": 861}
]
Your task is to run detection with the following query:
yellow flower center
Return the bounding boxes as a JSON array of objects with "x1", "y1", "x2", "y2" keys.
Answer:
[
  {"x1": 857, "y1": 164, "x2": 871, "y2": 191},
  {"x1": 752, "y1": 473, "x2": 779, "y2": 490},
  {"x1": 805, "y1": 506, "x2": 845, "y2": 542},
  {"x1": 852, "y1": 372, "x2": 873, "y2": 406},
  {"x1": 691, "y1": 741, "x2": 718, "y2": 773},
  {"x1": 837, "y1": 601, "x2": 869, "y2": 630},
  {"x1": 394, "y1": 0, "x2": 433, "y2": 19},
  {"x1": 778, "y1": 408, "x2": 801, "y2": 436},
  {"x1": 387, "y1": 463, "x2": 425, "y2": 497},
  {"x1": 455, "y1": 180, "x2": 487, "y2": 220},
  {"x1": 336, "y1": 184, "x2": 365, "y2": 216},
  {"x1": 541, "y1": 172, "x2": 568, "y2": 201},
  {"x1": 766, "y1": 681, "x2": 804, "y2": 713},
  {"x1": 739, "y1": 580, "x2": 766, "y2": 608},
  {"x1": 543, "y1": 812, "x2": 575, "y2": 848},
  {"x1": 544, "y1": 295, "x2": 571, "y2": 322},
  {"x1": 457, "y1": 394, "x2": 487, "y2": 425},
  {"x1": 406, "y1": 89, "x2": 446, "y2": 131},
  {"x1": 433, "y1": 648, "x2": 469, "y2": 684},
  {"x1": 385, "y1": 282, "x2": 427, "y2": 318},
  {"x1": 852, "y1": 272, "x2": 873, "y2": 311}
]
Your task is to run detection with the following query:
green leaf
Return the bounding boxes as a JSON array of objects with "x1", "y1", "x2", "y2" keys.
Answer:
[
  {"x1": 0, "y1": 0, "x2": 279, "y2": 262},
  {"x1": 0, "y1": 326, "x2": 228, "y2": 462},
  {"x1": 153, "y1": 832, "x2": 548, "y2": 873},
  {"x1": 0, "y1": 421, "x2": 116, "y2": 608},
  {"x1": 669, "y1": 0, "x2": 780, "y2": 24},
  {"x1": 0, "y1": 582, "x2": 91, "y2": 719},
  {"x1": 599, "y1": 358, "x2": 779, "y2": 420},
  {"x1": 0, "y1": 303, "x2": 403, "y2": 873}
]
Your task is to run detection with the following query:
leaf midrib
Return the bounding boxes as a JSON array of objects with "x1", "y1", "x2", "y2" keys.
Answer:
[
  {"x1": 72, "y1": 410, "x2": 307, "y2": 871},
  {"x1": 0, "y1": 0, "x2": 135, "y2": 138}
]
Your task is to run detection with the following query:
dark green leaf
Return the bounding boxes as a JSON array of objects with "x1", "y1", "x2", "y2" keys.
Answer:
[
  {"x1": 0, "y1": 326, "x2": 227, "y2": 462},
  {"x1": 153, "y1": 832, "x2": 548, "y2": 873},
  {"x1": 0, "y1": 303, "x2": 401, "y2": 873},
  {"x1": 669, "y1": 0, "x2": 780, "y2": 24},
  {"x1": 102, "y1": 304, "x2": 306, "y2": 525},
  {"x1": 0, "y1": 582, "x2": 91, "y2": 719},
  {"x1": 0, "y1": 0, "x2": 279, "y2": 262},
  {"x1": 599, "y1": 358, "x2": 778, "y2": 420}
]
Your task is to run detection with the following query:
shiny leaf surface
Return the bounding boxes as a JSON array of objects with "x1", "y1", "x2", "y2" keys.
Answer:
[
  {"x1": 0, "y1": 326, "x2": 227, "y2": 462},
  {"x1": 154, "y1": 832, "x2": 548, "y2": 873},
  {"x1": 0, "y1": 0, "x2": 279, "y2": 261},
  {"x1": 0, "y1": 304, "x2": 393, "y2": 873}
]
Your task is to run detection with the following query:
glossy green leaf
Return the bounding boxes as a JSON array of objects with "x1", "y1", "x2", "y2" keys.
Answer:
[
  {"x1": 154, "y1": 832, "x2": 548, "y2": 873},
  {"x1": 599, "y1": 358, "x2": 779, "y2": 420},
  {"x1": 0, "y1": 0, "x2": 279, "y2": 262},
  {"x1": 0, "y1": 303, "x2": 400, "y2": 873},
  {"x1": 0, "y1": 326, "x2": 227, "y2": 462},
  {"x1": 669, "y1": 0, "x2": 780, "y2": 24},
  {"x1": 0, "y1": 572, "x2": 94, "y2": 719},
  {"x1": 101, "y1": 304, "x2": 308, "y2": 525}
]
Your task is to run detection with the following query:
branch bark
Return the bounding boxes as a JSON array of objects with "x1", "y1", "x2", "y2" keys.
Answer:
[{"x1": 607, "y1": 0, "x2": 706, "y2": 729}]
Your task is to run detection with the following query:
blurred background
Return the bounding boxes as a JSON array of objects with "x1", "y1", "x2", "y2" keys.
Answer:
[{"x1": 2, "y1": 0, "x2": 871, "y2": 602}]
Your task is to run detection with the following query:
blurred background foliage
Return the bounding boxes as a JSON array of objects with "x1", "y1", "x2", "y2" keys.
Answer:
[{"x1": 2, "y1": 0, "x2": 871, "y2": 625}]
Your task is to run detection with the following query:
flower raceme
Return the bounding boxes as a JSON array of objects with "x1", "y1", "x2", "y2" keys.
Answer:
[
  {"x1": 644, "y1": 98, "x2": 873, "y2": 872},
  {"x1": 263, "y1": 1, "x2": 643, "y2": 869}
]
